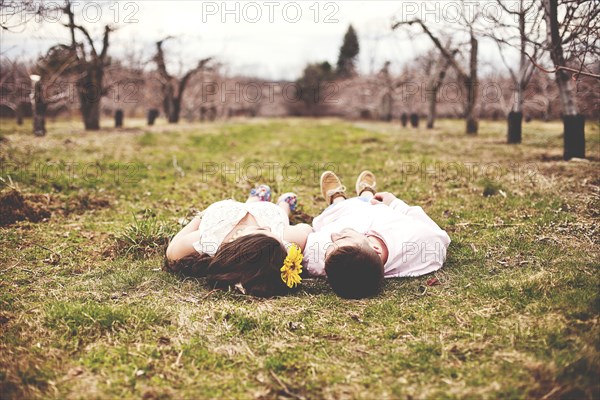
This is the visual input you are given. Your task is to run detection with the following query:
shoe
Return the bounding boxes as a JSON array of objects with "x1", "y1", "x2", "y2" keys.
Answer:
[
  {"x1": 249, "y1": 184, "x2": 271, "y2": 202},
  {"x1": 320, "y1": 171, "x2": 346, "y2": 205},
  {"x1": 277, "y1": 192, "x2": 298, "y2": 212},
  {"x1": 356, "y1": 170, "x2": 376, "y2": 196}
]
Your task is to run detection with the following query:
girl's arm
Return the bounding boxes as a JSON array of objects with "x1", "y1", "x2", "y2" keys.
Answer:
[
  {"x1": 166, "y1": 216, "x2": 203, "y2": 261},
  {"x1": 283, "y1": 223, "x2": 313, "y2": 251}
]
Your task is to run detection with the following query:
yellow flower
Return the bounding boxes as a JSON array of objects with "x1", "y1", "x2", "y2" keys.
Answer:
[{"x1": 281, "y1": 243, "x2": 303, "y2": 288}]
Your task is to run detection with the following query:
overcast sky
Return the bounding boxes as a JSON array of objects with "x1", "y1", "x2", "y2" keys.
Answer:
[{"x1": 1, "y1": 1, "x2": 513, "y2": 80}]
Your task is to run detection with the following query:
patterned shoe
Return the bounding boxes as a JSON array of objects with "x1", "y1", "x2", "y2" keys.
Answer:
[
  {"x1": 277, "y1": 192, "x2": 298, "y2": 212},
  {"x1": 356, "y1": 170, "x2": 377, "y2": 196},
  {"x1": 250, "y1": 184, "x2": 272, "y2": 202},
  {"x1": 320, "y1": 171, "x2": 346, "y2": 205}
]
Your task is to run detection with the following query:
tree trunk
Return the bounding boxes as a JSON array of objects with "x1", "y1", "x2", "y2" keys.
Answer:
[
  {"x1": 507, "y1": 111, "x2": 522, "y2": 144},
  {"x1": 554, "y1": 69, "x2": 578, "y2": 116},
  {"x1": 381, "y1": 93, "x2": 392, "y2": 122},
  {"x1": 168, "y1": 97, "x2": 181, "y2": 123},
  {"x1": 115, "y1": 109, "x2": 124, "y2": 127},
  {"x1": 563, "y1": 115, "x2": 585, "y2": 160},
  {"x1": 410, "y1": 113, "x2": 420, "y2": 128},
  {"x1": 162, "y1": 84, "x2": 181, "y2": 123},
  {"x1": 33, "y1": 113, "x2": 46, "y2": 136},
  {"x1": 32, "y1": 80, "x2": 46, "y2": 136},
  {"x1": 507, "y1": 3, "x2": 529, "y2": 144},
  {"x1": 78, "y1": 65, "x2": 103, "y2": 130},
  {"x1": 507, "y1": 84, "x2": 524, "y2": 143},
  {"x1": 465, "y1": 35, "x2": 479, "y2": 135},
  {"x1": 147, "y1": 109, "x2": 159, "y2": 126},
  {"x1": 543, "y1": 0, "x2": 584, "y2": 159},
  {"x1": 16, "y1": 102, "x2": 24, "y2": 125},
  {"x1": 426, "y1": 97, "x2": 436, "y2": 129},
  {"x1": 82, "y1": 99, "x2": 101, "y2": 130},
  {"x1": 400, "y1": 113, "x2": 408, "y2": 127},
  {"x1": 464, "y1": 76, "x2": 479, "y2": 134},
  {"x1": 426, "y1": 77, "x2": 438, "y2": 129},
  {"x1": 545, "y1": 102, "x2": 552, "y2": 122},
  {"x1": 426, "y1": 60, "x2": 450, "y2": 129}
]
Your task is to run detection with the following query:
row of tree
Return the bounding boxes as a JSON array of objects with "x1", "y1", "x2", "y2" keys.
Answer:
[
  {"x1": 391, "y1": 0, "x2": 598, "y2": 159},
  {"x1": 1, "y1": 1, "x2": 214, "y2": 134},
  {"x1": 296, "y1": 0, "x2": 597, "y2": 159},
  {"x1": 1, "y1": 0, "x2": 598, "y2": 160}
]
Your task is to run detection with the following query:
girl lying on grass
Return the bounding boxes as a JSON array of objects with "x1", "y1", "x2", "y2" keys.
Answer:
[{"x1": 164, "y1": 185, "x2": 312, "y2": 297}]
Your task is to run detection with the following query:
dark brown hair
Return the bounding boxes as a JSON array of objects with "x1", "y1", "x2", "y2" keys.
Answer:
[
  {"x1": 163, "y1": 233, "x2": 290, "y2": 297},
  {"x1": 163, "y1": 252, "x2": 212, "y2": 278},
  {"x1": 324, "y1": 245, "x2": 384, "y2": 299}
]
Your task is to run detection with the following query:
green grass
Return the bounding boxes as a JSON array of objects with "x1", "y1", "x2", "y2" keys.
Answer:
[{"x1": 0, "y1": 117, "x2": 599, "y2": 399}]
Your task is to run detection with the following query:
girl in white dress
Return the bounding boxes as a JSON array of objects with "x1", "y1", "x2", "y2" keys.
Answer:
[{"x1": 165, "y1": 186, "x2": 312, "y2": 297}]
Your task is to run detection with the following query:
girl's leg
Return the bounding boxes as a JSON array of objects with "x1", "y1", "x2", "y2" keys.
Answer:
[
  {"x1": 247, "y1": 184, "x2": 271, "y2": 203},
  {"x1": 277, "y1": 192, "x2": 297, "y2": 217},
  {"x1": 278, "y1": 201, "x2": 291, "y2": 217}
]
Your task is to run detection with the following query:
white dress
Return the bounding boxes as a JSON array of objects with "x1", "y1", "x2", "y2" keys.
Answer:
[{"x1": 192, "y1": 200, "x2": 289, "y2": 256}]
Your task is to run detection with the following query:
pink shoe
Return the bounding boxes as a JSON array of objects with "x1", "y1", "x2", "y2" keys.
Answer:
[
  {"x1": 277, "y1": 192, "x2": 298, "y2": 211},
  {"x1": 249, "y1": 185, "x2": 272, "y2": 202}
]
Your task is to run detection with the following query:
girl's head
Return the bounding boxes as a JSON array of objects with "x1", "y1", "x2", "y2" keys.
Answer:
[
  {"x1": 164, "y1": 232, "x2": 292, "y2": 297},
  {"x1": 207, "y1": 233, "x2": 290, "y2": 297}
]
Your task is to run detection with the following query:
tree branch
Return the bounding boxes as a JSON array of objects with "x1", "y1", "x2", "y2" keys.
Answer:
[
  {"x1": 524, "y1": 52, "x2": 600, "y2": 80},
  {"x1": 64, "y1": 22, "x2": 97, "y2": 56},
  {"x1": 154, "y1": 38, "x2": 174, "y2": 81},
  {"x1": 392, "y1": 19, "x2": 468, "y2": 79},
  {"x1": 61, "y1": 1, "x2": 98, "y2": 56},
  {"x1": 100, "y1": 25, "x2": 112, "y2": 61},
  {"x1": 493, "y1": 38, "x2": 518, "y2": 83},
  {"x1": 178, "y1": 58, "x2": 213, "y2": 98},
  {"x1": 495, "y1": 0, "x2": 519, "y2": 16}
]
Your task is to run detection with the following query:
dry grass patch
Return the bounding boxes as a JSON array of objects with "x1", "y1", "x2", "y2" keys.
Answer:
[{"x1": 1, "y1": 118, "x2": 598, "y2": 399}]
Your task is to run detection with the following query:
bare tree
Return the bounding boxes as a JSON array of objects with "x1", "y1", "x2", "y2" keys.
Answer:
[
  {"x1": 376, "y1": 61, "x2": 393, "y2": 121},
  {"x1": 29, "y1": 74, "x2": 46, "y2": 136},
  {"x1": 0, "y1": 53, "x2": 73, "y2": 136},
  {"x1": 61, "y1": 1, "x2": 113, "y2": 130},
  {"x1": 487, "y1": 0, "x2": 544, "y2": 143},
  {"x1": 393, "y1": 1, "x2": 481, "y2": 134},
  {"x1": 29, "y1": 44, "x2": 84, "y2": 136},
  {"x1": 153, "y1": 38, "x2": 211, "y2": 123},
  {"x1": 0, "y1": 58, "x2": 29, "y2": 124},
  {"x1": 419, "y1": 48, "x2": 457, "y2": 129},
  {"x1": 1, "y1": 1, "x2": 114, "y2": 130},
  {"x1": 541, "y1": 0, "x2": 599, "y2": 159}
]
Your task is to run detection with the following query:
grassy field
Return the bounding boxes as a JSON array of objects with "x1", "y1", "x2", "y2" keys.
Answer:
[{"x1": 0, "y1": 117, "x2": 598, "y2": 399}]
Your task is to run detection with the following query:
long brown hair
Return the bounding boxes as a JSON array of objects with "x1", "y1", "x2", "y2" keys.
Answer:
[{"x1": 164, "y1": 234, "x2": 290, "y2": 297}]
